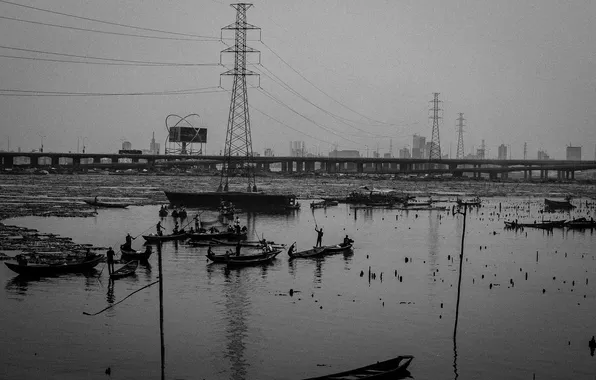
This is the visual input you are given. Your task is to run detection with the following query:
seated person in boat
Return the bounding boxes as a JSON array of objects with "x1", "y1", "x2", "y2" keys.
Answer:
[
  {"x1": 173, "y1": 222, "x2": 179, "y2": 234},
  {"x1": 288, "y1": 242, "x2": 296, "y2": 255},
  {"x1": 16, "y1": 254, "x2": 28, "y2": 266},
  {"x1": 209, "y1": 226, "x2": 219, "y2": 234},
  {"x1": 241, "y1": 226, "x2": 247, "y2": 233},
  {"x1": 343, "y1": 235, "x2": 353, "y2": 246},
  {"x1": 235, "y1": 224, "x2": 241, "y2": 234}
]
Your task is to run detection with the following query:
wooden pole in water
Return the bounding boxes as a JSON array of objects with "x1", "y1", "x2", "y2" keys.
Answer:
[
  {"x1": 157, "y1": 242, "x2": 165, "y2": 380},
  {"x1": 454, "y1": 205, "x2": 467, "y2": 337}
]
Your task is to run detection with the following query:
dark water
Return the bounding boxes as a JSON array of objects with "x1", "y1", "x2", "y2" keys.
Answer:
[{"x1": 1, "y1": 198, "x2": 595, "y2": 379}]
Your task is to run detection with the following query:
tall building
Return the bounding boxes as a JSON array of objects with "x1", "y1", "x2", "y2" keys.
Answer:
[
  {"x1": 399, "y1": 147, "x2": 411, "y2": 158},
  {"x1": 122, "y1": 141, "x2": 132, "y2": 151},
  {"x1": 149, "y1": 132, "x2": 160, "y2": 155},
  {"x1": 498, "y1": 144, "x2": 507, "y2": 160},
  {"x1": 264, "y1": 148, "x2": 273, "y2": 157},
  {"x1": 566, "y1": 146, "x2": 581, "y2": 161},
  {"x1": 290, "y1": 141, "x2": 305, "y2": 157},
  {"x1": 412, "y1": 134, "x2": 426, "y2": 159},
  {"x1": 537, "y1": 150, "x2": 550, "y2": 160}
]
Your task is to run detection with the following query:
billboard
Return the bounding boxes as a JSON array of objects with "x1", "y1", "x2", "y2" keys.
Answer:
[{"x1": 169, "y1": 127, "x2": 207, "y2": 143}]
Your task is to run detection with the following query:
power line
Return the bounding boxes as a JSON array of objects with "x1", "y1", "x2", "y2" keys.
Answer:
[
  {"x1": 0, "y1": 0, "x2": 221, "y2": 40},
  {"x1": 261, "y1": 40, "x2": 398, "y2": 126},
  {"x1": 257, "y1": 87, "x2": 359, "y2": 146},
  {"x1": 255, "y1": 64, "x2": 395, "y2": 139},
  {"x1": 0, "y1": 86, "x2": 226, "y2": 97},
  {"x1": 0, "y1": 54, "x2": 221, "y2": 67},
  {"x1": 0, "y1": 45, "x2": 222, "y2": 66},
  {"x1": 0, "y1": 14, "x2": 222, "y2": 42}
]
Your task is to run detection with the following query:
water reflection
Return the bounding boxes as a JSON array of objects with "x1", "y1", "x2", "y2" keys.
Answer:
[
  {"x1": 314, "y1": 258, "x2": 323, "y2": 284},
  {"x1": 222, "y1": 268, "x2": 249, "y2": 380},
  {"x1": 106, "y1": 280, "x2": 115, "y2": 304}
]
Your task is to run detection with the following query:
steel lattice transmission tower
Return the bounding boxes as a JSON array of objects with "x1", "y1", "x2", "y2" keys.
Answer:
[
  {"x1": 456, "y1": 113, "x2": 465, "y2": 159},
  {"x1": 429, "y1": 93, "x2": 442, "y2": 160},
  {"x1": 218, "y1": 3, "x2": 261, "y2": 192}
]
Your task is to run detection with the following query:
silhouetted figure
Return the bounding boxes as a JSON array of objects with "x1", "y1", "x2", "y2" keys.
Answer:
[
  {"x1": 123, "y1": 233, "x2": 134, "y2": 250},
  {"x1": 590, "y1": 336, "x2": 596, "y2": 357},
  {"x1": 315, "y1": 226, "x2": 324, "y2": 247},
  {"x1": 343, "y1": 235, "x2": 353, "y2": 246},
  {"x1": 288, "y1": 242, "x2": 296, "y2": 256},
  {"x1": 235, "y1": 241, "x2": 241, "y2": 256},
  {"x1": 156, "y1": 221, "x2": 164, "y2": 236},
  {"x1": 106, "y1": 247, "x2": 115, "y2": 274}
]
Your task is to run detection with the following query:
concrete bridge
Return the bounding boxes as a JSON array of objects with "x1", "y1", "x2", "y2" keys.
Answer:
[{"x1": 1, "y1": 151, "x2": 595, "y2": 180}]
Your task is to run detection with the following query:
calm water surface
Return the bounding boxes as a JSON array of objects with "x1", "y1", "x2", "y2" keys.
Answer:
[{"x1": 1, "y1": 198, "x2": 595, "y2": 379}]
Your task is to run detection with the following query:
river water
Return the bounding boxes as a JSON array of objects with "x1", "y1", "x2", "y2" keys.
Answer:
[{"x1": 1, "y1": 197, "x2": 595, "y2": 380}]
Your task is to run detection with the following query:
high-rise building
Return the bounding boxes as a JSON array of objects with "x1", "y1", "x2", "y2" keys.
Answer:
[
  {"x1": 149, "y1": 132, "x2": 160, "y2": 155},
  {"x1": 566, "y1": 146, "x2": 581, "y2": 161},
  {"x1": 122, "y1": 141, "x2": 132, "y2": 151},
  {"x1": 264, "y1": 148, "x2": 274, "y2": 157},
  {"x1": 290, "y1": 141, "x2": 305, "y2": 157},
  {"x1": 399, "y1": 147, "x2": 411, "y2": 158},
  {"x1": 412, "y1": 134, "x2": 426, "y2": 159},
  {"x1": 537, "y1": 150, "x2": 550, "y2": 160},
  {"x1": 498, "y1": 144, "x2": 507, "y2": 160}
]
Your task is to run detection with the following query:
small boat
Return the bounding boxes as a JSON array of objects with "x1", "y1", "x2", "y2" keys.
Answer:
[
  {"x1": 188, "y1": 231, "x2": 247, "y2": 241},
  {"x1": 288, "y1": 245, "x2": 326, "y2": 259},
  {"x1": 84, "y1": 199, "x2": 129, "y2": 208},
  {"x1": 158, "y1": 209, "x2": 168, "y2": 217},
  {"x1": 210, "y1": 239, "x2": 285, "y2": 249},
  {"x1": 119, "y1": 245, "x2": 152, "y2": 261},
  {"x1": 109, "y1": 260, "x2": 138, "y2": 279},
  {"x1": 544, "y1": 198, "x2": 575, "y2": 209},
  {"x1": 142, "y1": 232, "x2": 188, "y2": 242},
  {"x1": 285, "y1": 200, "x2": 301, "y2": 210},
  {"x1": 172, "y1": 209, "x2": 188, "y2": 218},
  {"x1": 310, "y1": 201, "x2": 327, "y2": 209},
  {"x1": 321, "y1": 242, "x2": 353, "y2": 254},
  {"x1": 226, "y1": 249, "x2": 281, "y2": 267},
  {"x1": 207, "y1": 247, "x2": 281, "y2": 264},
  {"x1": 504, "y1": 220, "x2": 565, "y2": 230},
  {"x1": 4, "y1": 254, "x2": 105, "y2": 276},
  {"x1": 303, "y1": 355, "x2": 413, "y2": 380},
  {"x1": 456, "y1": 197, "x2": 481, "y2": 207},
  {"x1": 566, "y1": 218, "x2": 596, "y2": 229}
]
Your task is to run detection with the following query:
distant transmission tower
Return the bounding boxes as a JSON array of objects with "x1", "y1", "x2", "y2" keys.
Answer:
[
  {"x1": 429, "y1": 93, "x2": 442, "y2": 159},
  {"x1": 456, "y1": 113, "x2": 465, "y2": 159},
  {"x1": 218, "y1": 3, "x2": 260, "y2": 192}
]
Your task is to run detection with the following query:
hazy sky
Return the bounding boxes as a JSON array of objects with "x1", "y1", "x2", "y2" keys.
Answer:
[{"x1": 0, "y1": 0, "x2": 594, "y2": 160}]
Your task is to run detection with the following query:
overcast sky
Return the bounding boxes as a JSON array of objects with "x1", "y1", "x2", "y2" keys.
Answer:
[{"x1": 0, "y1": 0, "x2": 594, "y2": 159}]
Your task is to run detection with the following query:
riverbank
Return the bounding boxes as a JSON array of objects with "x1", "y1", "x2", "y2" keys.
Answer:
[{"x1": 1, "y1": 173, "x2": 595, "y2": 220}]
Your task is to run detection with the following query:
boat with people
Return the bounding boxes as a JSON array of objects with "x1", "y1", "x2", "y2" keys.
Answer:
[
  {"x1": 109, "y1": 260, "x2": 138, "y2": 280},
  {"x1": 120, "y1": 245, "x2": 153, "y2": 261},
  {"x1": 206, "y1": 246, "x2": 281, "y2": 265},
  {"x1": 158, "y1": 205, "x2": 168, "y2": 217},
  {"x1": 209, "y1": 239, "x2": 284, "y2": 249},
  {"x1": 302, "y1": 355, "x2": 413, "y2": 380},
  {"x1": 456, "y1": 197, "x2": 481, "y2": 207},
  {"x1": 287, "y1": 245, "x2": 326, "y2": 259},
  {"x1": 142, "y1": 232, "x2": 188, "y2": 242},
  {"x1": 171, "y1": 208, "x2": 187, "y2": 218},
  {"x1": 4, "y1": 253, "x2": 105, "y2": 276},
  {"x1": 310, "y1": 201, "x2": 327, "y2": 209},
  {"x1": 84, "y1": 198, "x2": 129, "y2": 208},
  {"x1": 187, "y1": 231, "x2": 247, "y2": 241},
  {"x1": 544, "y1": 198, "x2": 575, "y2": 210},
  {"x1": 164, "y1": 191, "x2": 298, "y2": 211},
  {"x1": 321, "y1": 242, "x2": 353, "y2": 254},
  {"x1": 504, "y1": 220, "x2": 566, "y2": 229},
  {"x1": 218, "y1": 201, "x2": 236, "y2": 217}
]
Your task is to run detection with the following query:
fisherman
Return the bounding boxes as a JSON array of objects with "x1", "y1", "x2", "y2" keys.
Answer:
[
  {"x1": 144, "y1": 245, "x2": 152, "y2": 255},
  {"x1": 288, "y1": 242, "x2": 296, "y2": 256},
  {"x1": 241, "y1": 226, "x2": 248, "y2": 233},
  {"x1": 94, "y1": 196, "x2": 98, "y2": 204},
  {"x1": 123, "y1": 233, "x2": 135, "y2": 251},
  {"x1": 235, "y1": 241, "x2": 242, "y2": 256},
  {"x1": 343, "y1": 235, "x2": 352, "y2": 246},
  {"x1": 590, "y1": 336, "x2": 596, "y2": 357},
  {"x1": 106, "y1": 247, "x2": 115, "y2": 274},
  {"x1": 194, "y1": 214, "x2": 200, "y2": 230},
  {"x1": 173, "y1": 221, "x2": 179, "y2": 235},
  {"x1": 156, "y1": 221, "x2": 164, "y2": 236},
  {"x1": 315, "y1": 226, "x2": 324, "y2": 247}
]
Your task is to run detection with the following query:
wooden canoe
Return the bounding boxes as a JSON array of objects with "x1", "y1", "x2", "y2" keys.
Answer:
[
  {"x1": 119, "y1": 245, "x2": 152, "y2": 261},
  {"x1": 226, "y1": 249, "x2": 281, "y2": 266},
  {"x1": 544, "y1": 198, "x2": 575, "y2": 209},
  {"x1": 4, "y1": 254, "x2": 105, "y2": 276},
  {"x1": 142, "y1": 232, "x2": 188, "y2": 242},
  {"x1": 187, "y1": 231, "x2": 247, "y2": 241},
  {"x1": 110, "y1": 260, "x2": 138, "y2": 279},
  {"x1": 288, "y1": 246, "x2": 326, "y2": 258},
  {"x1": 321, "y1": 242, "x2": 353, "y2": 254},
  {"x1": 84, "y1": 199, "x2": 129, "y2": 208},
  {"x1": 303, "y1": 355, "x2": 413, "y2": 380}
]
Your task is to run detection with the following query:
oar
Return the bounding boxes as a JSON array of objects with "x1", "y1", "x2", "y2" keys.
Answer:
[{"x1": 83, "y1": 280, "x2": 159, "y2": 316}]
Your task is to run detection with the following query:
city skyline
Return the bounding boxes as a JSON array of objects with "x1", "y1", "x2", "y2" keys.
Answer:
[{"x1": 0, "y1": 1, "x2": 595, "y2": 160}]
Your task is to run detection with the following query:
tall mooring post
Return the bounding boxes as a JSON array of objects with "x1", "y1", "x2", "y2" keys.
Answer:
[
  {"x1": 456, "y1": 113, "x2": 465, "y2": 159},
  {"x1": 218, "y1": 3, "x2": 261, "y2": 192},
  {"x1": 429, "y1": 93, "x2": 442, "y2": 160}
]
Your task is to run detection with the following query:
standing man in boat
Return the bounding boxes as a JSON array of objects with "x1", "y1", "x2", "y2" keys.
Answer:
[
  {"x1": 123, "y1": 233, "x2": 135, "y2": 251},
  {"x1": 235, "y1": 241, "x2": 242, "y2": 256},
  {"x1": 106, "y1": 247, "x2": 115, "y2": 274},
  {"x1": 315, "y1": 226, "x2": 324, "y2": 247},
  {"x1": 156, "y1": 221, "x2": 164, "y2": 236}
]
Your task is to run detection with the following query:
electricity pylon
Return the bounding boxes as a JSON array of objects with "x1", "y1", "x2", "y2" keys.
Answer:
[{"x1": 456, "y1": 113, "x2": 465, "y2": 159}]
